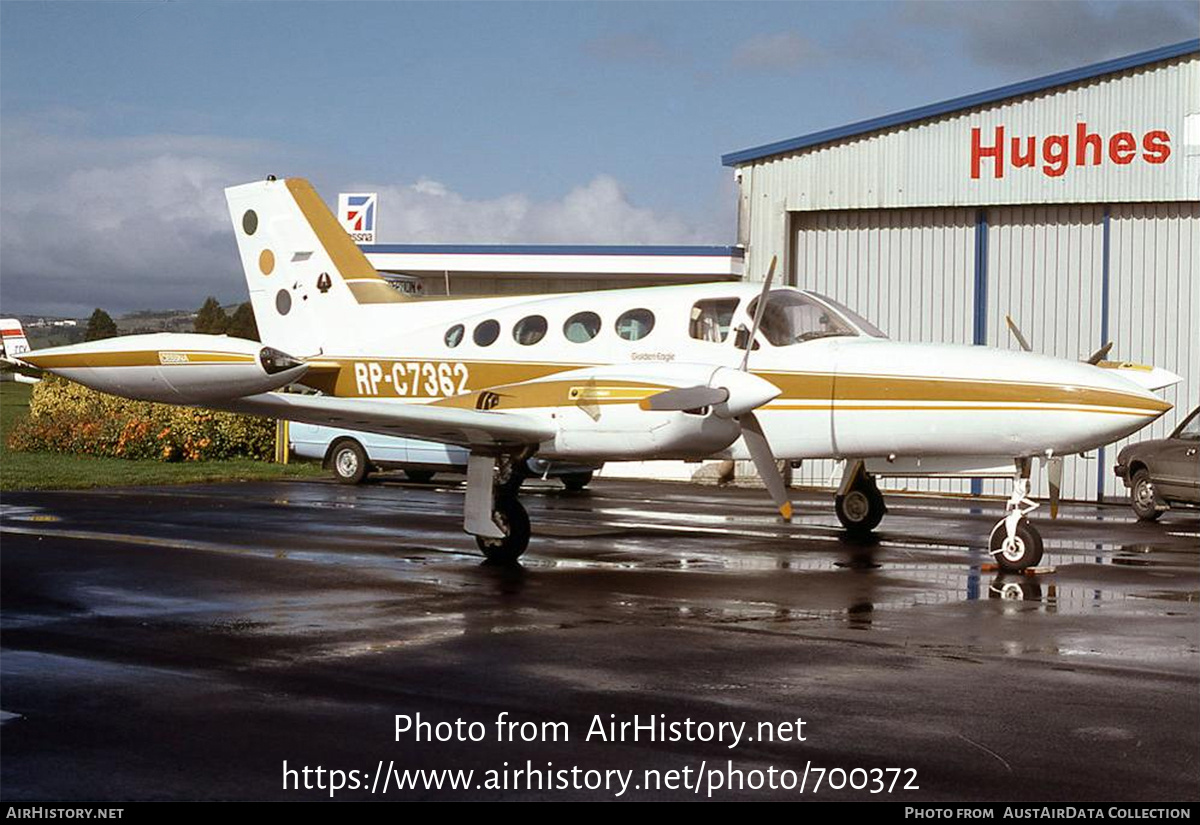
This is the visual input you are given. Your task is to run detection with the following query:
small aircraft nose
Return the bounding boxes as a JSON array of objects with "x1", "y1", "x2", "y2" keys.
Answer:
[{"x1": 1025, "y1": 352, "x2": 1173, "y2": 447}]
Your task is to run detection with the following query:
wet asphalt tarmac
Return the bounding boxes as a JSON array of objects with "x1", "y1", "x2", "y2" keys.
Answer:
[{"x1": 1, "y1": 476, "x2": 1197, "y2": 802}]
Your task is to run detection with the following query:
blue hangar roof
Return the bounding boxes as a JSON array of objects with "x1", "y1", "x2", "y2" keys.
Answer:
[{"x1": 721, "y1": 38, "x2": 1199, "y2": 168}]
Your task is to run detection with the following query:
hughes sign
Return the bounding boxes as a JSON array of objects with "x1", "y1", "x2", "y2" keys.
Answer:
[{"x1": 970, "y1": 123, "x2": 1172, "y2": 179}]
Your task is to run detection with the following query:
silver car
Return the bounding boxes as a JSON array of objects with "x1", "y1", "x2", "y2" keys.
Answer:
[{"x1": 290, "y1": 422, "x2": 598, "y2": 491}]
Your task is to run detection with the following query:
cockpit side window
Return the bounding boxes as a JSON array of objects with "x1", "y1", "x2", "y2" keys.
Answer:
[
  {"x1": 746, "y1": 291, "x2": 856, "y2": 346},
  {"x1": 689, "y1": 299, "x2": 739, "y2": 343}
]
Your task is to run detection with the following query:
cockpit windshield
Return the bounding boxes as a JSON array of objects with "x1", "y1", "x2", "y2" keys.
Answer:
[
  {"x1": 813, "y1": 294, "x2": 888, "y2": 339},
  {"x1": 747, "y1": 291, "x2": 860, "y2": 346}
]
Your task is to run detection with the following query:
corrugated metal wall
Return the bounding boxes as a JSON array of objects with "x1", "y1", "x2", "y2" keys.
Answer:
[
  {"x1": 1102, "y1": 202, "x2": 1200, "y2": 497},
  {"x1": 794, "y1": 209, "x2": 976, "y2": 343},
  {"x1": 782, "y1": 202, "x2": 1198, "y2": 502}
]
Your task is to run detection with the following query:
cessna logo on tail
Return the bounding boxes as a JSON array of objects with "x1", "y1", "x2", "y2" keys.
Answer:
[{"x1": 337, "y1": 193, "x2": 377, "y2": 243}]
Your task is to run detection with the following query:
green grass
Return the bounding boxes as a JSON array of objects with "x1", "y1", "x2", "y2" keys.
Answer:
[{"x1": 0, "y1": 381, "x2": 323, "y2": 491}]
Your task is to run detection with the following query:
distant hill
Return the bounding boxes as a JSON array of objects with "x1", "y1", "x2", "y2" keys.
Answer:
[
  {"x1": 14, "y1": 308, "x2": 206, "y2": 349},
  {"x1": 116, "y1": 309, "x2": 200, "y2": 334}
]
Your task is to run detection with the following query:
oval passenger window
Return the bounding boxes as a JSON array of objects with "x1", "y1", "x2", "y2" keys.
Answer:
[
  {"x1": 445, "y1": 324, "x2": 465, "y2": 348},
  {"x1": 473, "y1": 320, "x2": 501, "y2": 347},
  {"x1": 563, "y1": 311, "x2": 601, "y2": 343},
  {"x1": 513, "y1": 315, "x2": 548, "y2": 346},
  {"x1": 616, "y1": 308, "x2": 655, "y2": 341}
]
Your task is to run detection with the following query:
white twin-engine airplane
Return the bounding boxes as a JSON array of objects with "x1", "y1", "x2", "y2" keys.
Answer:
[{"x1": 17, "y1": 177, "x2": 1181, "y2": 571}]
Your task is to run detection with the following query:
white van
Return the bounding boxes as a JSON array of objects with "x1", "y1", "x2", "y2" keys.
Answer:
[{"x1": 289, "y1": 422, "x2": 598, "y2": 490}]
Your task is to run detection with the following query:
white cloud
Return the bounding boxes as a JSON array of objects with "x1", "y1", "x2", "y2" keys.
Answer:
[
  {"x1": 0, "y1": 120, "x2": 272, "y2": 316},
  {"x1": 0, "y1": 121, "x2": 710, "y2": 316},
  {"x1": 361, "y1": 174, "x2": 706, "y2": 245}
]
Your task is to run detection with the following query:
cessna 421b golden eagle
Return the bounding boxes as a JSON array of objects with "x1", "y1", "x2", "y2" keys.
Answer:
[{"x1": 14, "y1": 177, "x2": 1180, "y2": 571}]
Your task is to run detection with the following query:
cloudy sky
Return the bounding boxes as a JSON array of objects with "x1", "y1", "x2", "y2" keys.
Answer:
[{"x1": 1, "y1": 1, "x2": 1195, "y2": 316}]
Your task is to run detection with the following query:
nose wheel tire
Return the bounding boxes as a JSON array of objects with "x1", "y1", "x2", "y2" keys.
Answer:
[
  {"x1": 836, "y1": 480, "x2": 886, "y2": 534},
  {"x1": 1130, "y1": 469, "x2": 1163, "y2": 522},
  {"x1": 475, "y1": 495, "x2": 530, "y2": 563},
  {"x1": 330, "y1": 440, "x2": 369, "y2": 485},
  {"x1": 988, "y1": 517, "x2": 1044, "y2": 573}
]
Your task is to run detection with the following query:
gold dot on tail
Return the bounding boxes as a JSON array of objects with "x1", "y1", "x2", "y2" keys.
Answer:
[{"x1": 259, "y1": 249, "x2": 275, "y2": 275}]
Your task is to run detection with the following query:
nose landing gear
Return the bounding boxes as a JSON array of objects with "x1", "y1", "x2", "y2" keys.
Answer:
[{"x1": 988, "y1": 461, "x2": 1044, "y2": 573}]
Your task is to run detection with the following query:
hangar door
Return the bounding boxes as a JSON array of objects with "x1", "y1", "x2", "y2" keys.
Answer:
[
  {"x1": 790, "y1": 208, "x2": 977, "y2": 494},
  {"x1": 979, "y1": 206, "x2": 1106, "y2": 502}
]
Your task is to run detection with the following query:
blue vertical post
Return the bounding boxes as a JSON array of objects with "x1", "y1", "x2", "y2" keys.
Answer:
[
  {"x1": 1096, "y1": 206, "x2": 1111, "y2": 502},
  {"x1": 971, "y1": 210, "x2": 988, "y2": 497}
]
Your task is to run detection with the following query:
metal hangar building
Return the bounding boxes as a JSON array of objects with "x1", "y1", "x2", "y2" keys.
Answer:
[{"x1": 723, "y1": 39, "x2": 1199, "y2": 502}]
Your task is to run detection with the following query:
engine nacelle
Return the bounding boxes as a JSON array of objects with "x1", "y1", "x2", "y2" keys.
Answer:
[
  {"x1": 532, "y1": 362, "x2": 770, "y2": 460},
  {"x1": 20, "y1": 333, "x2": 308, "y2": 404}
]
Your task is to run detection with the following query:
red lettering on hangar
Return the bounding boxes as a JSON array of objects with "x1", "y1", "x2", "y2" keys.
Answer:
[{"x1": 970, "y1": 124, "x2": 1171, "y2": 179}]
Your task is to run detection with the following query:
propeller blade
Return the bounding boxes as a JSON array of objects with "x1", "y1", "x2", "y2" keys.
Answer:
[
  {"x1": 739, "y1": 255, "x2": 778, "y2": 372},
  {"x1": 739, "y1": 411, "x2": 793, "y2": 522},
  {"x1": 1005, "y1": 315, "x2": 1032, "y2": 352},
  {"x1": 639, "y1": 385, "x2": 729, "y2": 412},
  {"x1": 1046, "y1": 455, "x2": 1063, "y2": 520},
  {"x1": 1085, "y1": 341, "x2": 1113, "y2": 365}
]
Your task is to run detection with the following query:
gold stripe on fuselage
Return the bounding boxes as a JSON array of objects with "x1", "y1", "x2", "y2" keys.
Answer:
[
  {"x1": 433, "y1": 380, "x2": 664, "y2": 411},
  {"x1": 302, "y1": 357, "x2": 1168, "y2": 415},
  {"x1": 22, "y1": 351, "x2": 256, "y2": 369},
  {"x1": 768, "y1": 402, "x2": 1162, "y2": 417}
]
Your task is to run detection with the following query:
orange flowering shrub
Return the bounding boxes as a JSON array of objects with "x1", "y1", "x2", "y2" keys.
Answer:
[{"x1": 6, "y1": 376, "x2": 275, "y2": 462}]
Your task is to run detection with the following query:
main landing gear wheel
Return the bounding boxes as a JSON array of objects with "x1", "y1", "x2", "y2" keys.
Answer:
[
  {"x1": 560, "y1": 470, "x2": 593, "y2": 491},
  {"x1": 988, "y1": 517, "x2": 1044, "y2": 573},
  {"x1": 495, "y1": 454, "x2": 528, "y2": 495},
  {"x1": 836, "y1": 474, "x2": 886, "y2": 534},
  {"x1": 475, "y1": 495, "x2": 530, "y2": 564},
  {"x1": 330, "y1": 439, "x2": 369, "y2": 485}
]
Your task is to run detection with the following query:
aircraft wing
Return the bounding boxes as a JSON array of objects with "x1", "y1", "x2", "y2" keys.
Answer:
[{"x1": 219, "y1": 391, "x2": 555, "y2": 449}]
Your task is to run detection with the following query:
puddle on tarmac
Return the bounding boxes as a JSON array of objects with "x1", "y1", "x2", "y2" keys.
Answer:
[{"x1": 0, "y1": 504, "x2": 61, "y2": 523}]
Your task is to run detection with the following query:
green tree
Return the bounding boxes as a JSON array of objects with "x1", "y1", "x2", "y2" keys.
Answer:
[
  {"x1": 84, "y1": 308, "x2": 119, "y2": 341},
  {"x1": 227, "y1": 302, "x2": 260, "y2": 341},
  {"x1": 194, "y1": 297, "x2": 229, "y2": 334}
]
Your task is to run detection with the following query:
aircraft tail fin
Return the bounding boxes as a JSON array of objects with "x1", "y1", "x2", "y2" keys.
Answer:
[
  {"x1": 0, "y1": 318, "x2": 31, "y2": 361},
  {"x1": 224, "y1": 177, "x2": 408, "y2": 356},
  {"x1": 0, "y1": 319, "x2": 41, "y2": 383}
]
